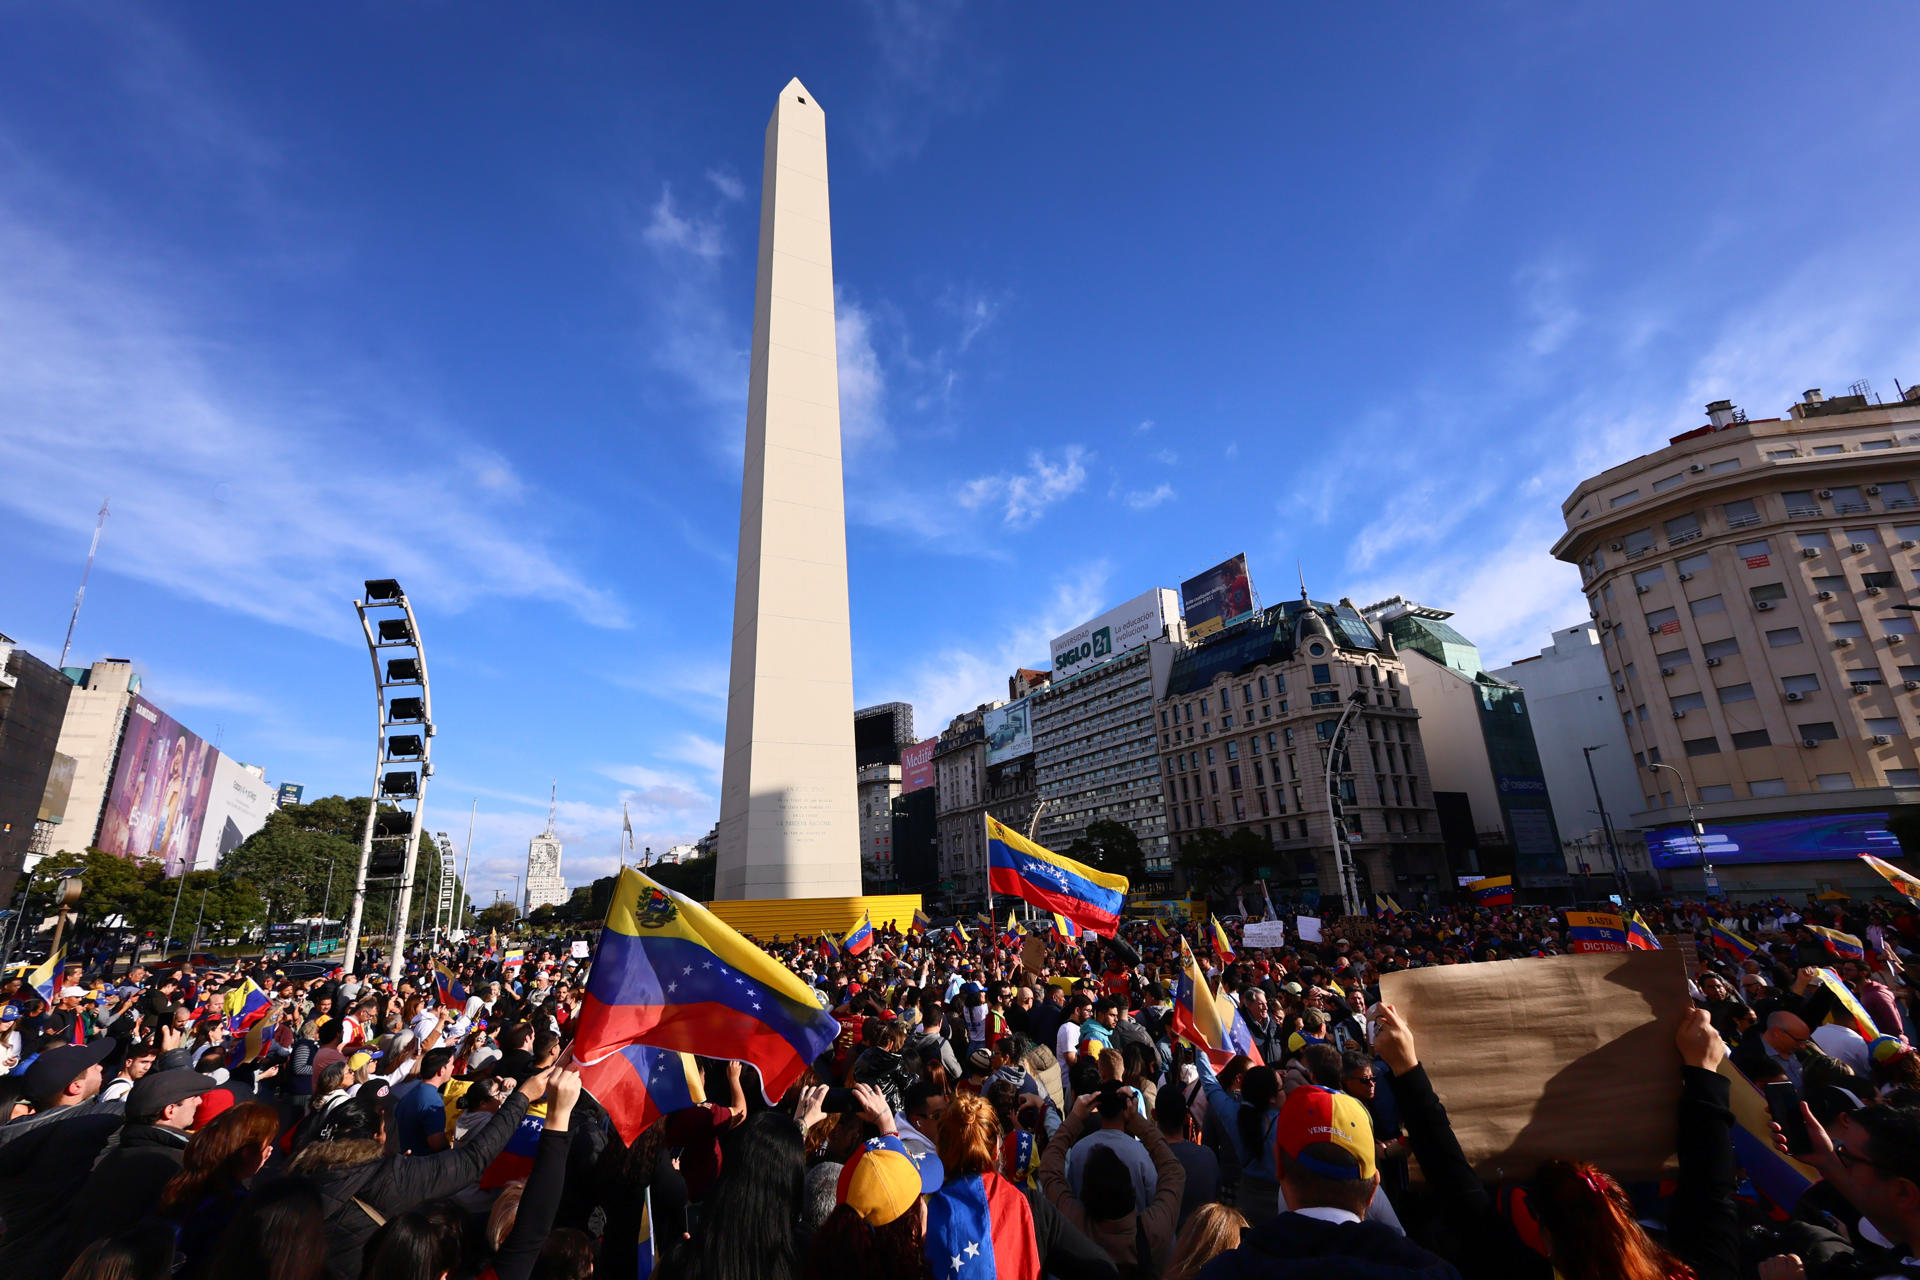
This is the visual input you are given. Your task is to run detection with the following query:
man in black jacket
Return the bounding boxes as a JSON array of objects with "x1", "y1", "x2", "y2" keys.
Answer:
[
  {"x1": 0, "y1": 1039, "x2": 124, "y2": 1279},
  {"x1": 64, "y1": 1069, "x2": 214, "y2": 1264}
]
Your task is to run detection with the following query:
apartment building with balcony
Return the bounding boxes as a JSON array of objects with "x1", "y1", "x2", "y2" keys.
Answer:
[
  {"x1": 1032, "y1": 643, "x2": 1174, "y2": 876},
  {"x1": 1552, "y1": 383, "x2": 1920, "y2": 895}
]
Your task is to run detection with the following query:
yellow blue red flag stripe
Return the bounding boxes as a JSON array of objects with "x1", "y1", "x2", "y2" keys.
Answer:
[
  {"x1": 1806, "y1": 924, "x2": 1866, "y2": 961},
  {"x1": 841, "y1": 914, "x2": 874, "y2": 956},
  {"x1": 1209, "y1": 916, "x2": 1235, "y2": 965},
  {"x1": 1565, "y1": 911, "x2": 1629, "y2": 953},
  {"x1": 1171, "y1": 940, "x2": 1261, "y2": 1068},
  {"x1": 1625, "y1": 912, "x2": 1660, "y2": 950},
  {"x1": 573, "y1": 868, "x2": 841, "y2": 1143},
  {"x1": 1052, "y1": 912, "x2": 1082, "y2": 941},
  {"x1": 1710, "y1": 924, "x2": 1758, "y2": 962},
  {"x1": 985, "y1": 815, "x2": 1128, "y2": 936},
  {"x1": 1468, "y1": 875, "x2": 1514, "y2": 906}
]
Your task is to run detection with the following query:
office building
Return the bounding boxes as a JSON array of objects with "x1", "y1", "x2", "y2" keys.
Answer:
[
  {"x1": 49, "y1": 658, "x2": 141, "y2": 855},
  {"x1": 857, "y1": 761, "x2": 902, "y2": 884},
  {"x1": 1161, "y1": 597, "x2": 1447, "y2": 903},
  {"x1": 0, "y1": 634, "x2": 74, "y2": 903},
  {"x1": 1552, "y1": 383, "x2": 1920, "y2": 894},
  {"x1": 1362, "y1": 598, "x2": 1566, "y2": 890}
]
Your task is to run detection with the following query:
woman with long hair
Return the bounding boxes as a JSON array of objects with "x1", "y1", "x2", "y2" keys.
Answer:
[
  {"x1": 660, "y1": 1110, "x2": 806, "y2": 1280},
  {"x1": 200, "y1": 1179, "x2": 326, "y2": 1280},
  {"x1": 161, "y1": 1101, "x2": 281, "y2": 1279},
  {"x1": 1162, "y1": 1204, "x2": 1247, "y2": 1280},
  {"x1": 926, "y1": 1094, "x2": 1040, "y2": 1280},
  {"x1": 1526, "y1": 1161, "x2": 1697, "y2": 1280}
]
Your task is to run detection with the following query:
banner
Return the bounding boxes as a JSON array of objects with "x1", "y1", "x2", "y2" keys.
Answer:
[
  {"x1": 1180, "y1": 554, "x2": 1256, "y2": 639},
  {"x1": 984, "y1": 701, "x2": 1033, "y2": 765},
  {"x1": 95, "y1": 696, "x2": 217, "y2": 876},
  {"x1": 1648, "y1": 812, "x2": 1898, "y2": 867},
  {"x1": 1378, "y1": 951, "x2": 1691, "y2": 1181},
  {"x1": 1050, "y1": 589, "x2": 1179, "y2": 679},
  {"x1": 900, "y1": 738, "x2": 937, "y2": 793},
  {"x1": 1565, "y1": 910, "x2": 1629, "y2": 954},
  {"x1": 192, "y1": 755, "x2": 277, "y2": 872}
]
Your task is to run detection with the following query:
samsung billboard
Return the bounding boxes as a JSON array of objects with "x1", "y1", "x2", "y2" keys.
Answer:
[
  {"x1": 1647, "y1": 811, "x2": 1901, "y2": 868},
  {"x1": 985, "y1": 701, "x2": 1034, "y2": 765},
  {"x1": 1050, "y1": 588, "x2": 1180, "y2": 680}
]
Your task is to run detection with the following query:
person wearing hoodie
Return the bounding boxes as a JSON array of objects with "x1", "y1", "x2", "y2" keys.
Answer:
[
  {"x1": 910, "y1": 1005, "x2": 965, "y2": 1081},
  {"x1": 285, "y1": 1063, "x2": 550, "y2": 1280},
  {"x1": 1192, "y1": 1084, "x2": 1459, "y2": 1280},
  {"x1": 1041, "y1": 1087, "x2": 1186, "y2": 1277},
  {"x1": 850, "y1": 1021, "x2": 919, "y2": 1115}
]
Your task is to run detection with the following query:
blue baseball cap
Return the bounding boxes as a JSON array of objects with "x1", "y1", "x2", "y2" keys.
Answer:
[{"x1": 0, "y1": 1004, "x2": 19, "y2": 1020}]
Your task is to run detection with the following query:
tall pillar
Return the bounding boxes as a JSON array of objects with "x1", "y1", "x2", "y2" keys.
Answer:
[{"x1": 714, "y1": 80, "x2": 862, "y2": 900}]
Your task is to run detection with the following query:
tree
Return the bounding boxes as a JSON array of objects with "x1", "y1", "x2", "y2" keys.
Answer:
[
  {"x1": 1175, "y1": 828, "x2": 1271, "y2": 899},
  {"x1": 650, "y1": 855, "x2": 716, "y2": 902},
  {"x1": 476, "y1": 901, "x2": 519, "y2": 931},
  {"x1": 1066, "y1": 820, "x2": 1147, "y2": 883}
]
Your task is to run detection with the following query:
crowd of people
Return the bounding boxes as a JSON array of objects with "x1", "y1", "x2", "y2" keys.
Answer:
[{"x1": 2, "y1": 888, "x2": 1920, "y2": 1280}]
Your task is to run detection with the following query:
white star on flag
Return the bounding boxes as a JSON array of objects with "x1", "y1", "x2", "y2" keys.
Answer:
[{"x1": 964, "y1": 1242, "x2": 980, "y2": 1259}]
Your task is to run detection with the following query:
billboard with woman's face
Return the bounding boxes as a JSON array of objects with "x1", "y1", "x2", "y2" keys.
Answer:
[{"x1": 96, "y1": 696, "x2": 216, "y2": 875}]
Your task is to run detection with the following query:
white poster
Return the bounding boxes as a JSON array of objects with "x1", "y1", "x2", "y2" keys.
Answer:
[
  {"x1": 1050, "y1": 588, "x2": 1180, "y2": 679},
  {"x1": 1296, "y1": 915, "x2": 1323, "y2": 943},
  {"x1": 571, "y1": 940, "x2": 590, "y2": 959},
  {"x1": 192, "y1": 754, "x2": 278, "y2": 871},
  {"x1": 1242, "y1": 921, "x2": 1288, "y2": 949},
  {"x1": 984, "y1": 701, "x2": 1034, "y2": 765}
]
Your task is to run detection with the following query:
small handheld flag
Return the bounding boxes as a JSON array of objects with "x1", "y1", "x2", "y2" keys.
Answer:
[
  {"x1": 27, "y1": 950, "x2": 65, "y2": 1003},
  {"x1": 1170, "y1": 938, "x2": 1261, "y2": 1068},
  {"x1": 1564, "y1": 911, "x2": 1629, "y2": 954},
  {"x1": 1710, "y1": 923, "x2": 1758, "y2": 962},
  {"x1": 1052, "y1": 913, "x2": 1083, "y2": 941},
  {"x1": 1208, "y1": 916, "x2": 1235, "y2": 965},
  {"x1": 911, "y1": 909, "x2": 931, "y2": 934},
  {"x1": 1625, "y1": 912, "x2": 1660, "y2": 951},
  {"x1": 1468, "y1": 875, "x2": 1514, "y2": 907},
  {"x1": 1806, "y1": 924, "x2": 1866, "y2": 961},
  {"x1": 841, "y1": 914, "x2": 874, "y2": 957}
]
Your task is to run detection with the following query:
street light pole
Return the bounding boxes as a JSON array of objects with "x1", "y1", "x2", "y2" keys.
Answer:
[
  {"x1": 1580, "y1": 745, "x2": 1630, "y2": 898},
  {"x1": 1648, "y1": 760, "x2": 1715, "y2": 895}
]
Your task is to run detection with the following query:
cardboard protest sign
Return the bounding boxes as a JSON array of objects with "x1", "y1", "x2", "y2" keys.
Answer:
[
  {"x1": 1021, "y1": 935, "x2": 1050, "y2": 976},
  {"x1": 1330, "y1": 916, "x2": 1377, "y2": 943},
  {"x1": 1378, "y1": 950, "x2": 1691, "y2": 1182}
]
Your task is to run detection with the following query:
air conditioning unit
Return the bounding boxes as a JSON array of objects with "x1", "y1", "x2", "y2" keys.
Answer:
[
  {"x1": 1903, "y1": 540, "x2": 1917, "y2": 550},
  {"x1": 1853, "y1": 683, "x2": 1869, "y2": 694},
  {"x1": 1689, "y1": 463, "x2": 1707, "y2": 474},
  {"x1": 1672, "y1": 710, "x2": 1688, "y2": 719},
  {"x1": 1679, "y1": 571, "x2": 1695, "y2": 581},
  {"x1": 1819, "y1": 590, "x2": 1835, "y2": 600},
  {"x1": 1869, "y1": 586, "x2": 1884, "y2": 595},
  {"x1": 1803, "y1": 738, "x2": 1821, "y2": 748},
  {"x1": 1706, "y1": 657, "x2": 1723, "y2": 667},
  {"x1": 1647, "y1": 625, "x2": 1663, "y2": 635},
  {"x1": 1786, "y1": 691, "x2": 1805, "y2": 702},
  {"x1": 1756, "y1": 600, "x2": 1774, "y2": 611},
  {"x1": 1660, "y1": 666, "x2": 1676, "y2": 677},
  {"x1": 1610, "y1": 542, "x2": 1625, "y2": 552},
  {"x1": 1837, "y1": 637, "x2": 1854, "y2": 646},
  {"x1": 1868, "y1": 485, "x2": 1882, "y2": 495},
  {"x1": 1875, "y1": 735, "x2": 1894, "y2": 745},
  {"x1": 1905, "y1": 680, "x2": 1919, "y2": 690},
  {"x1": 1852, "y1": 542, "x2": 1868, "y2": 552},
  {"x1": 1636, "y1": 584, "x2": 1652, "y2": 594},
  {"x1": 1893, "y1": 635, "x2": 1907, "y2": 645},
  {"x1": 1803, "y1": 548, "x2": 1822, "y2": 558},
  {"x1": 1819, "y1": 489, "x2": 1835, "y2": 498}
]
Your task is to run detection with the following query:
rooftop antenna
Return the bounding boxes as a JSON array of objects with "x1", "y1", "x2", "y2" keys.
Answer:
[
  {"x1": 621, "y1": 801, "x2": 633, "y2": 870},
  {"x1": 545, "y1": 779, "x2": 557, "y2": 838},
  {"x1": 59, "y1": 498, "x2": 110, "y2": 668},
  {"x1": 1298, "y1": 559, "x2": 1309, "y2": 602}
]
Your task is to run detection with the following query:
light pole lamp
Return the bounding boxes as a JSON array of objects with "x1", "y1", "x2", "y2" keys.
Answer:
[
  {"x1": 1579, "y1": 745, "x2": 1630, "y2": 897},
  {"x1": 1646, "y1": 760, "x2": 1715, "y2": 894}
]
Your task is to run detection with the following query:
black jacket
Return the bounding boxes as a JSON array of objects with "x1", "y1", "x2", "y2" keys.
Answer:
[
  {"x1": 0, "y1": 1098, "x2": 127, "y2": 1280},
  {"x1": 66, "y1": 1123, "x2": 192, "y2": 1259},
  {"x1": 1196, "y1": 1211, "x2": 1460, "y2": 1280}
]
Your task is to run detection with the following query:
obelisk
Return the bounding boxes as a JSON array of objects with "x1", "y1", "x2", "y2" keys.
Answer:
[{"x1": 713, "y1": 79, "x2": 862, "y2": 900}]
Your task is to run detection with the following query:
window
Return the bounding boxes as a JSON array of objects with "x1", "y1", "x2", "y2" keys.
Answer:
[
  {"x1": 1750, "y1": 777, "x2": 1790, "y2": 797},
  {"x1": 1699, "y1": 784, "x2": 1736, "y2": 802},
  {"x1": 1813, "y1": 445, "x2": 1847, "y2": 457},
  {"x1": 1666, "y1": 512, "x2": 1703, "y2": 542},
  {"x1": 1848, "y1": 527, "x2": 1883, "y2": 545},
  {"x1": 1899, "y1": 525, "x2": 1920, "y2": 542},
  {"x1": 1221, "y1": 712, "x2": 1233, "y2": 727},
  {"x1": 1676, "y1": 552, "x2": 1712, "y2": 577},
  {"x1": 1159, "y1": 710, "x2": 1168, "y2": 728},
  {"x1": 1671, "y1": 691, "x2": 1707, "y2": 712},
  {"x1": 1710, "y1": 458, "x2": 1741, "y2": 473},
  {"x1": 1646, "y1": 606, "x2": 1680, "y2": 631},
  {"x1": 1724, "y1": 498, "x2": 1761, "y2": 528},
  {"x1": 1799, "y1": 721, "x2": 1840, "y2": 742},
  {"x1": 1863, "y1": 571, "x2": 1898, "y2": 589},
  {"x1": 1767, "y1": 448, "x2": 1798, "y2": 460},
  {"x1": 1225, "y1": 740, "x2": 1239, "y2": 760},
  {"x1": 1903, "y1": 666, "x2": 1920, "y2": 684},
  {"x1": 1610, "y1": 489, "x2": 1640, "y2": 508},
  {"x1": 1832, "y1": 620, "x2": 1867, "y2": 640},
  {"x1": 1244, "y1": 685, "x2": 1254, "y2": 704},
  {"x1": 1717, "y1": 682, "x2": 1756, "y2": 703},
  {"x1": 1623, "y1": 661, "x2": 1637, "y2": 684},
  {"x1": 1750, "y1": 582, "x2": 1788, "y2": 604},
  {"x1": 1867, "y1": 717, "x2": 1903, "y2": 737},
  {"x1": 1311, "y1": 664, "x2": 1331, "y2": 684},
  {"x1": 1683, "y1": 736, "x2": 1721, "y2": 757},
  {"x1": 1885, "y1": 616, "x2": 1918, "y2": 636},
  {"x1": 1689, "y1": 595, "x2": 1725, "y2": 616},
  {"x1": 1783, "y1": 674, "x2": 1821, "y2": 694},
  {"x1": 1636, "y1": 704, "x2": 1649, "y2": 722},
  {"x1": 1830, "y1": 487, "x2": 1870, "y2": 513},
  {"x1": 1817, "y1": 773, "x2": 1856, "y2": 791},
  {"x1": 1310, "y1": 690, "x2": 1340, "y2": 706},
  {"x1": 1813, "y1": 574, "x2": 1848, "y2": 593},
  {"x1": 1847, "y1": 669, "x2": 1885, "y2": 686},
  {"x1": 1800, "y1": 531, "x2": 1833, "y2": 549},
  {"x1": 1785, "y1": 490, "x2": 1821, "y2": 517},
  {"x1": 1657, "y1": 647, "x2": 1692, "y2": 669},
  {"x1": 1205, "y1": 747, "x2": 1215, "y2": 765},
  {"x1": 1228, "y1": 765, "x2": 1242, "y2": 789},
  {"x1": 1882, "y1": 481, "x2": 1916, "y2": 508},
  {"x1": 1652, "y1": 472, "x2": 1685, "y2": 492},
  {"x1": 1258, "y1": 676, "x2": 1269, "y2": 697},
  {"x1": 1731, "y1": 729, "x2": 1771, "y2": 750},
  {"x1": 1864, "y1": 440, "x2": 1898, "y2": 452},
  {"x1": 1633, "y1": 566, "x2": 1666, "y2": 590},
  {"x1": 1623, "y1": 528, "x2": 1657, "y2": 556},
  {"x1": 1890, "y1": 770, "x2": 1920, "y2": 787},
  {"x1": 1315, "y1": 720, "x2": 1336, "y2": 741},
  {"x1": 1208, "y1": 771, "x2": 1219, "y2": 795},
  {"x1": 1703, "y1": 636, "x2": 1740, "y2": 659},
  {"x1": 1200, "y1": 698, "x2": 1209, "y2": 714},
  {"x1": 1768, "y1": 627, "x2": 1804, "y2": 647}
]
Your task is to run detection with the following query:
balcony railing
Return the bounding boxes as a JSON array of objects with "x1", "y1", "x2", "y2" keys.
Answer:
[
  {"x1": 1668, "y1": 529, "x2": 1704, "y2": 546},
  {"x1": 1786, "y1": 504, "x2": 1822, "y2": 518},
  {"x1": 1726, "y1": 512, "x2": 1762, "y2": 529},
  {"x1": 1835, "y1": 501, "x2": 1872, "y2": 515}
]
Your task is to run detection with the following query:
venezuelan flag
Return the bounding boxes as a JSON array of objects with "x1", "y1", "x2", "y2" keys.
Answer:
[
  {"x1": 225, "y1": 978, "x2": 271, "y2": 1034},
  {"x1": 954, "y1": 921, "x2": 971, "y2": 944},
  {"x1": 1375, "y1": 894, "x2": 1403, "y2": 916},
  {"x1": 504, "y1": 947, "x2": 526, "y2": 969},
  {"x1": 27, "y1": 950, "x2": 64, "y2": 1002},
  {"x1": 572, "y1": 868, "x2": 840, "y2": 1144},
  {"x1": 435, "y1": 961, "x2": 472, "y2": 1008},
  {"x1": 1565, "y1": 911, "x2": 1630, "y2": 954},
  {"x1": 1148, "y1": 918, "x2": 1170, "y2": 942},
  {"x1": 984, "y1": 815, "x2": 1127, "y2": 936},
  {"x1": 1860, "y1": 853, "x2": 1920, "y2": 901},
  {"x1": 1717, "y1": 1058, "x2": 1818, "y2": 1212},
  {"x1": 1209, "y1": 916, "x2": 1235, "y2": 965},
  {"x1": 1170, "y1": 940, "x2": 1261, "y2": 1068},
  {"x1": 841, "y1": 915, "x2": 874, "y2": 957},
  {"x1": 1625, "y1": 912, "x2": 1661, "y2": 951},
  {"x1": 1807, "y1": 924, "x2": 1866, "y2": 961},
  {"x1": 819, "y1": 931, "x2": 840, "y2": 956},
  {"x1": 911, "y1": 909, "x2": 931, "y2": 934},
  {"x1": 1710, "y1": 923, "x2": 1758, "y2": 962},
  {"x1": 228, "y1": 1014, "x2": 274, "y2": 1068},
  {"x1": 482, "y1": 1102, "x2": 551, "y2": 1189},
  {"x1": 1468, "y1": 875, "x2": 1514, "y2": 907},
  {"x1": 925, "y1": 1172, "x2": 1040, "y2": 1280},
  {"x1": 1817, "y1": 968, "x2": 1881, "y2": 1040},
  {"x1": 574, "y1": 1045, "x2": 709, "y2": 1151},
  {"x1": 1052, "y1": 913, "x2": 1083, "y2": 941}
]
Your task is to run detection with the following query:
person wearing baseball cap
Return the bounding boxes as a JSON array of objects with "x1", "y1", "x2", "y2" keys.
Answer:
[
  {"x1": 65, "y1": 1070, "x2": 216, "y2": 1261},
  {"x1": 0, "y1": 1038, "x2": 124, "y2": 1277},
  {"x1": 0, "y1": 1004, "x2": 22, "y2": 1076}
]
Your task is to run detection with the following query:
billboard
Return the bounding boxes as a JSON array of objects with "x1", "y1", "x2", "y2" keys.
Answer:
[
  {"x1": 276, "y1": 782, "x2": 305, "y2": 808},
  {"x1": 1647, "y1": 812, "x2": 1901, "y2": 868},
  {"x1": 192, "y1": 755, "x2": 278, "y2": 871},
  {"x1": 900, "y1": 737, "x2": 937, "y2": 793},
  {"x1": 1181, "y1": 554, "x2": 1256, "y2": 639},
  {"x1": 37, "y1": 752, "x2": 76, "y2": 824},
  {"x1": 985, "y1": 701, "x2": 1034, "y2": 765},
  {"x1": 1051, "y1": 588, "x2": 1180, "y2": 679},
  {"x1": 95, "y1": 696, "x2": 216, "y2": 876}
]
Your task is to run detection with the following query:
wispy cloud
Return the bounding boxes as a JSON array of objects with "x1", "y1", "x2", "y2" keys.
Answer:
[
  {"x1": 705, "y1": 167, "x2": 746, "y2": 203},
  {"x1": 837, "y1": 291, "x2": 889, "y2": 454},
  {"x1": 957, "y1": 447, "x2": 1090, "y2": 527},
  {"x1": 643, "y1": 184, "x2": 726, "y2": 260},
  {"x1": 1123, "y1": 482, "x2": 1176, "y2": 511},
  {"x1": 851, "y1": 0, "x2": 999, "y2": 165}
]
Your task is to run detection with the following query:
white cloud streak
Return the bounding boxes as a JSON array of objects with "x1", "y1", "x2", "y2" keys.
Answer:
[{"x1": 957, "y1": 447, "x2": 1090, "y2": 527}]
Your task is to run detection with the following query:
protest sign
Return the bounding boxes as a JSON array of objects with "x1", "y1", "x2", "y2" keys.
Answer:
[
  {"x1": 1021, "y1": 934, "x2": 1050, "y2": 976},
  {"x1": 1330, "y1": 916, "x2": 1377, "y2": 942},
  {"x1": 571, "y1": 940, "x2": 590, "y2": 959},
  {"x1": 1378, "y1": 950, "x2": 1690, "y2": 1182},
  {"x1": 1296, "y1": 915, "x2": 1322, "y2": 943},
  {"x1": 1242, "y1": 921, "x2": 1288, "y2": 949}
]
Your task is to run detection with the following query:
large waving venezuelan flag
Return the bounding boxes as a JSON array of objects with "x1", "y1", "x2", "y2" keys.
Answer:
[
  {"x1": 1171, "y1": 939, "x2": 1261, "y2": 1068},
  {"x1": 984, "y1": 815, "x2": 1127, "y2": 936},
  {"x1": 573, "y1": 868, "x2": 840, "y2": 1142}
]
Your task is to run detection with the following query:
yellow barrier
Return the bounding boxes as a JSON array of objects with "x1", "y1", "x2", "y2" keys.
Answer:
[{"x1": 703, "y1": 894, "x2": 924, "y2": 943}]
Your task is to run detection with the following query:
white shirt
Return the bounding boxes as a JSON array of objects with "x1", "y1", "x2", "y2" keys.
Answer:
[
  {"x1": 1813, "y1": 1023, "x2": 1873, "y2": 1078},
  {"x1": 1056, "y1": 1021, "x2": 1083, "y2": 1063},
  {"x1": 1289, "y1": 1206, "x2": 1362, "y2": 1226}
]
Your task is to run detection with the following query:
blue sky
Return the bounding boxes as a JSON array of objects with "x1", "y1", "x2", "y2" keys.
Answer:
[{"x1": 4, "y1": 3, "x2": 1919, "y2": 903}]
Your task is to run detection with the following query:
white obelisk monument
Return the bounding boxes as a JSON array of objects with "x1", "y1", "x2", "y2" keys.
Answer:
[{"x1": 714, "y1": 79, "x2": 862, "y2": 900}]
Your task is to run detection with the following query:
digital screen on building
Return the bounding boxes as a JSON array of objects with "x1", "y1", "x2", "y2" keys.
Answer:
[
  {"x1": 96, "y1": 696, "x2": 216, "y2": 876},
  {"x1": 1647, "y1": 811, "x2": 1902, "y2": 868},
  {"x1": 1180, "y1": 555, "x2": 1255, "y2": 639}
]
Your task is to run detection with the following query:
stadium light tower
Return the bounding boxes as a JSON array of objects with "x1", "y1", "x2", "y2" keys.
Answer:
[{"x1": 343, "y1": 578, "x2": 435, "y2": 981}]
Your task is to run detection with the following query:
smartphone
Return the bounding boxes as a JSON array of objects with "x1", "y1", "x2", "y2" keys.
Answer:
[
  {"x1": 1766, "y1": 1081, "x2": 1811, "y2": 1155},
  {"x1": 822, "y1": 1087, "x2": 859, "y2": 1114}
]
